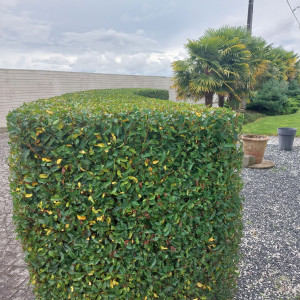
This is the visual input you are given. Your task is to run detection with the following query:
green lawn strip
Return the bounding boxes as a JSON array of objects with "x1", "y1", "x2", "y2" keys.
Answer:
[{"x1": 242, "y1": 110, "x2": 300, "y2": 136}]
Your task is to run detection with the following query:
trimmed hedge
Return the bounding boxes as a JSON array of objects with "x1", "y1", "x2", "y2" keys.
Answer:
[
  {"x1": 7, "y1": 89, "x2": 243, "y2": 299},
  {"x1": 132, "y1": 88, "x2": 169, "y2": 100}
]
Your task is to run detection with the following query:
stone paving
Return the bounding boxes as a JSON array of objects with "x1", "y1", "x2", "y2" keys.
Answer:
[
  {"x1": 0, "y1": 132, "x2": 299, "y2": 300},
  {"x1": 0, "y1": 134, "x2": 35, "y2": 300}
]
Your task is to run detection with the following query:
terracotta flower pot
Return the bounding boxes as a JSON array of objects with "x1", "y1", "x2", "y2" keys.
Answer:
[{"x1": 241, "y1": 134, "x2": 269, "y2": 164}]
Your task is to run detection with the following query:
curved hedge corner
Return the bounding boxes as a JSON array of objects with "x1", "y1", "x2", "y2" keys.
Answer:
[
  {"x1": 132, "y1": 88, "x2": 169, "y2": 100},
  {"x1": 7, "y1": 89, "x2": 244, "y2": 299}
]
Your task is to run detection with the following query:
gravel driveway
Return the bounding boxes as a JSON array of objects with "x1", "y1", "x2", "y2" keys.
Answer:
[
  {"x1": 236, "y1": 145, "x2": 300, "y2": 300},
  {"x1": 1, "y1": 132, "x2": 299, "y2": 300}
]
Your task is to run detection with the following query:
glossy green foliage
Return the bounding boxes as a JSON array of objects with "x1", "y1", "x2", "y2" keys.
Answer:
[
  {"x1": 132, "y1": 88, "x2": 169, "y2": 100},
  {"x1": 7, "y1": 88, "x2": 244, "y2": 299}
]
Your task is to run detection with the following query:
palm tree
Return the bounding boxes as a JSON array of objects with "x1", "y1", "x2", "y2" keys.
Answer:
[
  {"x1": 172, "y1": 32, "x2": 251, "y2": 107},
  {"x1": 203, "y1": 26, "x2": 269, "y2": 109},
  {"x1": 264, "y1": 47, "x2": 299, "y2": 82},
  {"x1": 172, "y1": 36, "x2": 225, "y2": 106}
]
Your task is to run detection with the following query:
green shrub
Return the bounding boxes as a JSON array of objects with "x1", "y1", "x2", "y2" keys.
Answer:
[
  {"x1": 248, "y1": 79, "x2": 289, "y2": 115},
  {"x1": 132, "y1": 88, "x2": 169, "y2": 100},
  {"x1": 242, "y1": 111, "x2": 266, "y2": 124},
  {"x1": 282, "y1": 97, "x2": 299, "y2": 114},
  {"x1": 287, "y1": 80, "x2": 300, "y2": 99},
  {"x1": 7, "y1": 89, "x2": 243, "y2": 300}
]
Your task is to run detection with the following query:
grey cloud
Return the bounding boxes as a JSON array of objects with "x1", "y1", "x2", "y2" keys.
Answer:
[
  {"x1": 0, "y1": 11, "x2": 51, "y2": 46},
  {"x1": 71, "y1": 51, "x2": 173, "y2": 76},
  {"x1": 60, "y1": 29, "x2": 158, "y2": 54},
  {"x1": 1, "y1": 0, "x2": 299, "y2": 76}
]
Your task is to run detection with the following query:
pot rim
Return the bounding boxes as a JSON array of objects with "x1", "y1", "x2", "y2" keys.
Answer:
[
  {"x1": 241, "y1": 134, "x2": 269, "y2": 142},
  {"x1": 277, "y1": 127, "x2": 297, "y2": 130}
]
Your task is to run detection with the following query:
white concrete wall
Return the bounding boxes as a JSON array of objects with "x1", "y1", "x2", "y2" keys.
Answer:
[{"x1": 0, "y1": 69, "x2": 175, "y2": 128}]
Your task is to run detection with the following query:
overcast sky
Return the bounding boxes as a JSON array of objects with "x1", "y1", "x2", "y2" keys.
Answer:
[{"x1": 1, "y1": 0, "x2": 300, "y2": 76}]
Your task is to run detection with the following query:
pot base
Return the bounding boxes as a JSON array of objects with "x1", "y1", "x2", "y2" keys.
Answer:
[{"x1": 247, "y1": 160, "x2": 274, "y2": 169}]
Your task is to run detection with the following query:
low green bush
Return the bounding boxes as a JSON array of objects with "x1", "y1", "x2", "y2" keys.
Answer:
[
  {"x1": 248, "y1": 79, "x2": 299, "y2": 115},
  {"x1": 282, "y1": 97, "x2": 299, "y2": 114},
  {"x1": 287, "y1": 79, "x2": 300, "y2": 99},
  {"x1": 7, "y1": 88, "x2": 243, "y2": 299},
  {"x1": 242, "y1": 111, "x2": 266, "y2": 124},
  {"x1": 132, "y1": 88, "x2": 169, "y2": 100}
]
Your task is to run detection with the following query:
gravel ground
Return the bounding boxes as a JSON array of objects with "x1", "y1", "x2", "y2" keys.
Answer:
[
  {"x1": 0, "y1": 132, "x2": 299, "y2": 299},
  {"x1": 236, "y1": 144, "x2": 300, "y2": 300}
]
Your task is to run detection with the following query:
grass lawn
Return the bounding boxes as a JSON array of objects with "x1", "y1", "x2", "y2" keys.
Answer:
[{"x1": 242, "y1": 110, "x2": 300, "y2": 136}]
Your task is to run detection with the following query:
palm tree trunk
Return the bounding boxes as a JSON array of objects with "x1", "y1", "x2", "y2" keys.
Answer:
[
  {"x1": 204, "y1": 92, "x2": 214, "y2": 107},
  {"x1": 218, "y1": 95, "x2": 225, "y2": 107},
  {"x1": 228, "y1": 93, "x2": 240, "y2": 111}
]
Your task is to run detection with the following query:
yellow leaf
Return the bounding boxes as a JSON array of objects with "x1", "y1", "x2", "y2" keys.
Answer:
[
  {"x1": 25, "y1": 194, "x2": 33, "y2": 198},
  {"x1": 138, "y1": 194, "x2": 142, "y2": 198},
  {"x1": 110, "y1": 278, "x2": 119, "y2": 288},
  {"x1": 56, "y1": 159, "x2": 62, "y2": 165},
  {"x1": 154, "y1": 293, "x2": 158, "y2": 298},
  {"x1": 89, "y1": 282, "x2": 91, "y2": 286},
  {"x1": 107, "y1": 217, "x2": 111, "y2": 224},
  {"x1": 66, "y1": 144, "x2": 72, "y2": 147},
  {"x1": 95, "y1": 143, "x2": 105, "y2": 147},
  {"x1": 163, "y1": 166, "x2": 167, "y2": 170},
  {"x1": 112, "y1": 182, "x2": 117, "y2": 185},
  {"x1": 46, "y1": 110, "x2": 54, "y2": 114},
  {"x1": 88, "y1": 270, "x2": 94, "y2": 276},
  {"x1": 65, "y1": 224, "x2": 69, "y2": 228},
  {"x1": 71, "y1": 286, "x2": 74, "y2": 292},
  {"x1": 39, "y1": 174, "x2": 49, "y2": 179},
  {"x1": 196, "y1": 112, "x2": 202, "y2": 117},
  {"x1": 111, "y1": 133, "x2": 116, "y2": 141},
  {"x1": 153, "y1": 160, "x2": 159, "y2": 164},
  {"x1": 207, "y1": 286, "x2": 212, "y2": 291},
  {"x1": 160, "y1": 245, "x2": 168, "y2": 250},
  {"x1": 42, "y1": 158, "x2": 51, "y2": 162},
  {"x1": 97, "y1": 215, "x2": 105, "y2": 222},
  {"x1": 77, "y1": 215, "x2": 86, "y2": 221},
  {"x1": 92, "y1": 206, "x2": 101, "y2": 214},
  {"x1": 45, "y1": 229, "x2": 51, "y2": 235},
  {"x1": 208, "y1": 237, "x2": 214, "y2": 242},
  {"x1": 129, "y1": 176, "x2": 138, "y2": 183},
  {"x1": 78, "y1": 182, "x2": 81, "y2": 188},
  {"x1": 32, "y1": 182, "x2": 38, "y2": 187},
  {"x1": 197, "y1": 282, "x2": 203, "y2": 288}
]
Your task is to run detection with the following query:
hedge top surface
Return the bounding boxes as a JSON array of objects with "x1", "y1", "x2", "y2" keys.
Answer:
[{"x1": 8, "y1": 88, "x2": 237, "y2": 122}]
